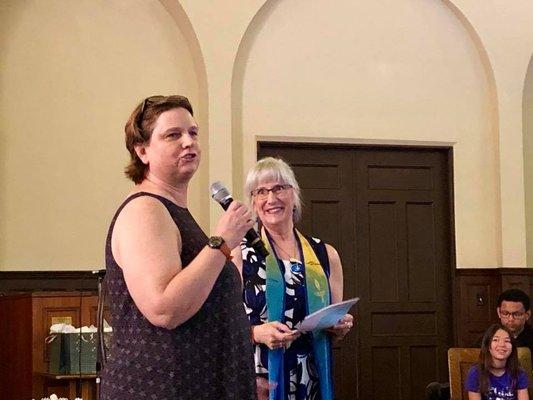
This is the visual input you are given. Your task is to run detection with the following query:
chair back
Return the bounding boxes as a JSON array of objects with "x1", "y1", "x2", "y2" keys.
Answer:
[{"x1": 448, "y1": 347, "x2": 533, "y2": 400}]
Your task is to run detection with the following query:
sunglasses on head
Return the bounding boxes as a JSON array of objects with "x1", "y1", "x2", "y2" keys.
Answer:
[{"x1": 136, "y1": 95, "x2": 165, "y2": 131}]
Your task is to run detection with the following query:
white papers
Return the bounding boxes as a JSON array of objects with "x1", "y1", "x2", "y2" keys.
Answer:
[
  {"x1": 49, "y1": 321, "x2": 112, "y2": 334},
  {"x1": 295, "y1": 297, "x2": 359, "y2": 332}
]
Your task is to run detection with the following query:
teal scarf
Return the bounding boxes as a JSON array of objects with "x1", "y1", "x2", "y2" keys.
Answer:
[{"x1": 262, "y1": 228, "x2": 333, "y2": 400}]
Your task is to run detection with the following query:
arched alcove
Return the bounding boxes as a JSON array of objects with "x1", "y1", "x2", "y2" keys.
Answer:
[{"x1": 233, "y1": 0, "x2": 500, "y2": 267}]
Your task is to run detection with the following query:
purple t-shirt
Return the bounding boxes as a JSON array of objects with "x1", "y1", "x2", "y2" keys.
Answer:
[{"x1": 465, "y1": 364, "x2": 528, "y2": 399}]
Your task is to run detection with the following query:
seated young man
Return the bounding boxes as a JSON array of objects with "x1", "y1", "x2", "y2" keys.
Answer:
[{"x1": 473, "y1": 288, "x2": 533, "y2": 355}]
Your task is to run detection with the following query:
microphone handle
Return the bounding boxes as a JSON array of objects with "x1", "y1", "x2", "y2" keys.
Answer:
[
  {"x1": 216, "y1": 194, "x2": 269, "y2": 257},
  {"x1": 219, "y1": 198, "x2": 232, "y2": 210}
]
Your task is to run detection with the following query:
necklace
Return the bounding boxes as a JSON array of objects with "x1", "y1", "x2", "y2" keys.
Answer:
[{"x1": 270, "y1": 235, "x2": 302, "y2": 273}]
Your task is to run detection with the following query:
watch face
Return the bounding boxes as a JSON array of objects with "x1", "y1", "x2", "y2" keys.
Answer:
[{"x1": 209, "y1": 236, "x2": 224, "y2": 248}]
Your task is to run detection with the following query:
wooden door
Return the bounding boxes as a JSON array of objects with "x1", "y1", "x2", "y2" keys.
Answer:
[
  {"x1": 354, "y1": 148, "x2": 453, "y2": 399},
  {"x1": 258, "y1": 143, "x2": 454, "y2": 400}
]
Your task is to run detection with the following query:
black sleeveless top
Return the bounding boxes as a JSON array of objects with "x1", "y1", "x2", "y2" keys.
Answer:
[{"x1": 100, "y1": 192, "x2": 256, "y2": 400}]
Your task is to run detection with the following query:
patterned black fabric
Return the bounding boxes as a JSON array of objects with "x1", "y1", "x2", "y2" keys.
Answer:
[
  {"x1": 100, "y1": 192, "x2": 256, "y2": 400},
  {"x1": 242, "y1": 234, "x2": 331, "y2": 400}
]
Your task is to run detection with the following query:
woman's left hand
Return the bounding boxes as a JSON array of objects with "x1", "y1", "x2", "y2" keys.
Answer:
[{"x1": 326, "y1": 313, "x2": 354, "y2": 343}]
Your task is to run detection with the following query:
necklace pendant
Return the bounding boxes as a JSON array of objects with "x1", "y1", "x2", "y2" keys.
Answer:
[{"x1": 290, "y1": 258, "x2": 302, "y2": 273}]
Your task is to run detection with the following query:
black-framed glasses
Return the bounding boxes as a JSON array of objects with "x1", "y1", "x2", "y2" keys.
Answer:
[
  {"x1": 500, "y1": 310, "x2": 526, "y2": 319},
  {"x1": 251, "y1": 184, "x2": 293, "y2": 199},
  {"x1": 136, "y1": 95, "x2": 165, "y2": 131}
]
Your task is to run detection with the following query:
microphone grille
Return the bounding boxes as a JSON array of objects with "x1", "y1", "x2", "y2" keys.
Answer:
[{"x1": 210, "y1": 181, "x2": 231, "y2": 203}]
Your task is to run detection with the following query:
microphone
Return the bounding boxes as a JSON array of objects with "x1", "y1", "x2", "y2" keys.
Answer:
[{"x1": 210, "y1": 181, "x2": 269, "y2": 258}]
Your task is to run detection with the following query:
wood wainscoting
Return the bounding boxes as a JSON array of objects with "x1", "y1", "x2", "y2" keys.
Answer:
[
  {"x1": 0, "y1": 270, "x2": 99, "y2": 294},
  {"x1": 454, "y1": 268, "x2": 533, "y2": 347},
  {"x1": 0, "y1": 291, "x2": 100, "y2": 400},
  {"x1": 0, "y1": 272, "x2": 101, "y2": 399},
  {"x1": 2, "y1": 265, "x2": 533, "y2": 398}
]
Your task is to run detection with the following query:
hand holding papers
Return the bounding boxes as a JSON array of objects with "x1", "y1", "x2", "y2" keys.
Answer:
[{"x1": 295, "y1": 298, "x2": 359, "y2": 332}]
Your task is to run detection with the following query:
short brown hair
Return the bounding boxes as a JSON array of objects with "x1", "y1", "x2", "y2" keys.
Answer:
[{"x1": 124, "y1": 95, "x2": 194, "y2": 184}]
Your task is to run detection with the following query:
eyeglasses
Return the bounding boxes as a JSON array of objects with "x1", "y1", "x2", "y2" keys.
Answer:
[
  {"x1": 251, "y1": 184, "x2": 293, "y2": 199},
  {"x1": 136, "y1": 95, "x2": 165, "y2": 131},
  {"x1": 500, "y1": 310, "x2": 526, "y2": 319}
]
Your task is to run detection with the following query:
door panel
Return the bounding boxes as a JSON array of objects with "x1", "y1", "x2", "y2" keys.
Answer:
[
  {"x1": 356, "y1": 148, "x2": 452, "y2": 400},
  {"x1": 257, "y1": 144, "x2": 453, "y2": 400}
]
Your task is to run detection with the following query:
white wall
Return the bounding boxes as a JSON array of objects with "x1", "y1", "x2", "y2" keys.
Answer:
[
  {"x1": 1, "y1": 0, "x2": 532, "y2": 270},
  {"x1": 524, "y1": 56, "x2": 533, "y2": 265},
  {"x1": 0, "y1": 0, "x2": 203, "y2": 269},
  {"x1": 238, "y1": 0, "x2": 499, "y2": 267}
]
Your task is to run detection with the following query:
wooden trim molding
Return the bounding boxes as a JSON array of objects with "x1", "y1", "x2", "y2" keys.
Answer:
[{"x1": 0, "y1": 270, "x2": 101, "y2": 294}]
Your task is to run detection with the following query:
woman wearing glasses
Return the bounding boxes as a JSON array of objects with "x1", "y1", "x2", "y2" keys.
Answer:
[
  {"x1": 100, "y1": 95, "x2": 256, "y2": 399},
  {"x1": 233, "y1": 157, "x2": 354, "y2": 400}
]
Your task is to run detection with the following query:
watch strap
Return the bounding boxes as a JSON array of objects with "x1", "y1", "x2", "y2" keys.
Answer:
[
  {"x1": 218, "y1": 241, "x2": 233, "y2": 261},
  {"x1": 208, "y1": 236, "x2": 233, "y2": 261}
]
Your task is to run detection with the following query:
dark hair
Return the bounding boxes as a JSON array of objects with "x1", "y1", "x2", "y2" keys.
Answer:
[
  {"x1": 477, "y1": 323, "x2": 521, "y2": 395},
  {"x1": 497, "y1": 288, "x2": 530, "y2": 311},
  {"x1": 124, "y1": 95, "x2": 194, "y2": 184}
]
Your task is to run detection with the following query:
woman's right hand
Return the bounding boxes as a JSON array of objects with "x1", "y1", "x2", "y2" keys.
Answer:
[
  {"x1": 214, "y1": 201, "x2": 254, "y2": 249},
  {"x1": 252, "y1": 321, "x2": 300, "y2": 350}
]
